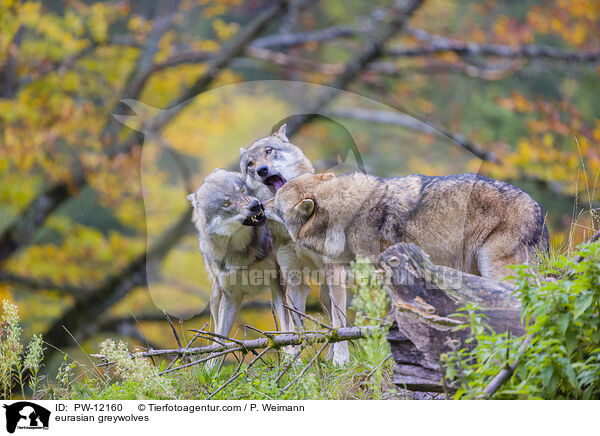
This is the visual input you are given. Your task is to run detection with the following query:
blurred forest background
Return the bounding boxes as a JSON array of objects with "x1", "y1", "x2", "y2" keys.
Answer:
[{"x1": 0, "y1": 0, "x2": 599, "y2": 377}]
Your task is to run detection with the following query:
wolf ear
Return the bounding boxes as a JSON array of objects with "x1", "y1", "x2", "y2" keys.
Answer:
[
  {"x1": 317, "y1": 173, "x2": 335, "y2": 181},
  {"x1": 294, "y1": 198, "x2": 315, "y2": 217},
  {"x1": 239, "y1": 147, "x2": 246, "y2": 156},
  {"x1": 274, "y1": 123, "x2": 288, "y2": 142}
]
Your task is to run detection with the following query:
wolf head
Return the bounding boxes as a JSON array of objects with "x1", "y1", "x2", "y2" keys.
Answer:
[
  {"x1": 265, "y1": 172, "x2": 336, "y2": 244},
  {"x1": 239, "y1": 124, "x2": 314, "y2": 202},
  {"x1": 187, "y1": 169, "x2": 266, "y2": 236}
]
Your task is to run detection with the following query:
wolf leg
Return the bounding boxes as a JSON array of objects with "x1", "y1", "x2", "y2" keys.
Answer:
[
  {"x1": 270, "y1": 278, "x2": 290, "y2": 332},
  {"x1": 215, "y1": 290, "x2": 242, "y2": 338},
  {"x1": 477, "y1": 239, "x2": 527, "y2": 283},
  {"x1": 324, "y1": 261, "x2": 349, "y2": 365},
  {"x1": 209, "y1": 281, "x2": 222, "y2": 334}
]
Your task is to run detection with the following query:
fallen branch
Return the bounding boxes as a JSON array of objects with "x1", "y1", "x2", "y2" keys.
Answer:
[
  {"x1": 91, "y1": 325, "x2": 377, "y2": 361},
  {"x1": 478, "y1": 334, "x2": 533, "y2": 399}
]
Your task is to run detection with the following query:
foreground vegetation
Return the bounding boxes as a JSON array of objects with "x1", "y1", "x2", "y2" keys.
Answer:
[
  {"x1": 2, "y1": 241, "x2": 599, "y2": 400},
  {"x1": 1, "y1": 260, "x2": 401, "y2": 400},
  {"x1": 443, "y1": 239, "x2": 600, "y2": 399}
]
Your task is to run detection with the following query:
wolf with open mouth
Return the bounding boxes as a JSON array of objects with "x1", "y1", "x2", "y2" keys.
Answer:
[
  {"x1": 240, "y1": 125, "x2": 350, "y2": 365},
  {"x1": 187, "y1": 168, "x2": 288, "y2": 340}
]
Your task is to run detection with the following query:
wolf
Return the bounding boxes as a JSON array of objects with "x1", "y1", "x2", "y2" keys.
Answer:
[
  {"x1": 267, "y1": 172, "x2": 549, "y2": 281},
  {"x1": 187, "y1": 169, "x2": 289, "y2": 338},
  {"x1": 239, "y1": 125, "x2": 350, "y2": 364}
]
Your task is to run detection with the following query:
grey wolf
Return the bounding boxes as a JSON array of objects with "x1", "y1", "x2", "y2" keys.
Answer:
[
  {"x1": 240, "y1": 125, "x2": 349, "y2": 364},
  {"x1": 187, "y1": 169, "x2": 289, "y2": 338},
  {"x1": 267, "y1": 172, "x2": 549, "y2": 281}
]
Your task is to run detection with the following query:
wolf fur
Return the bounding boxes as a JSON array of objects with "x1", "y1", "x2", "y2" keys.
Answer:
[
  {"x1": 268, "y1": 172, "x2": 549, "y2": 281},
  {"x1": 240, "y1": 125, "x2": 350, "y2": 364},
  {"x1": 187, "y1": 169, "x2": 288, "y2": 338}
]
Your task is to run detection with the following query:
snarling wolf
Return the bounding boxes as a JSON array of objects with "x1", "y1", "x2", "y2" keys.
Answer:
[
  {"x1": 187, "y1": 169, "x2": 289, "y2": 338},
  {"x1": 240, "y1": 125, "x2": 350, "y2": 364},
  {"x1": 267, "y1": 172, "x2": 549, "y2": 281}
]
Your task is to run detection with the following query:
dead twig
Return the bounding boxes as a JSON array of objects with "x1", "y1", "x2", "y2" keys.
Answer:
[
  {"x1": 280, "y1": 342, "x2": 329, "y2": 393},
  {"x1": 91, "y1": 326, "x2": 376, "y2": 361},
  {"x1": 284, "y1": 304, "x2": 334, "y2": 331},
  {"x1": 270, "y1": 300, "x2": 280, "y2": 331},
  {"x1": 157, "y1": 346, "x2": 245, "y2": 376},
  {"x1": 163, "y1": 310, "x2": 182, "y2": 349},
  {"x1": 207, "y1": 346, "x2": 273, "y2": 399},
  {"x1": 478, "y1": 335, "x2": 533, "y2": 399},
  {"x1": 273, "y1": 349, "x2": 303, "y2": 385}
]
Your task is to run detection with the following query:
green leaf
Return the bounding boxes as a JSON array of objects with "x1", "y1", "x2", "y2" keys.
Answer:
[
  {"x1": 557, "y1": 313, "x2": 570, "y2": 335},
  {"x1": 573, "y1": 293, "x2": 593, "y2": 319}
]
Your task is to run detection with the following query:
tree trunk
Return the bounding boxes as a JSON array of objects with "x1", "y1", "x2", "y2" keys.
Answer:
[{"x1": 378, "y1": 243, "x2": 524, "y2": 392}]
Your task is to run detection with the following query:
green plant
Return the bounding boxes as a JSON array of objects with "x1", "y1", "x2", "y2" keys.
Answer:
[
  {"x1": 443, "y1": 240, "x2": 600, "y2": 399},
  {"x1": 0, "y1": 300, "x2": 45, "y2": 399}
]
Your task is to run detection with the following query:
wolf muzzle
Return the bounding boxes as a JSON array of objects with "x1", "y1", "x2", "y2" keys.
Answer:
[{"x1": 242, "y1": 200, "x2": 266, "y2": 226}]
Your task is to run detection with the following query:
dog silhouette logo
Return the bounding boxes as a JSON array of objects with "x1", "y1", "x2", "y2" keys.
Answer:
[{"x1": 2, "y1": 402, "x2": 50, "y2": 433}]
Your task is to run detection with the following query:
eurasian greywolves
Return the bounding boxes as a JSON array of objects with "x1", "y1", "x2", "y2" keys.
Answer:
[
  {"x1": 187, "y1": 169, "x2": 289, "y2": 338},
  {"x1": 240, "y1": 125, "x2": 349, "y2": 364},
  {"x1": 267, "y1": 172, "x2": 549, "y2": 281}
]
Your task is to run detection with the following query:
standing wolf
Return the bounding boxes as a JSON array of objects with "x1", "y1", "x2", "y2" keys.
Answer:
[
  {"x1": 239, "y1": 125, "x2": 349, "y2": 364},
  {"x1": 187, "y1": 169, "x2": 289, "y2": 338},
  {"x1": 267, "y1": 172, "x2": 549, "y2": 281}
]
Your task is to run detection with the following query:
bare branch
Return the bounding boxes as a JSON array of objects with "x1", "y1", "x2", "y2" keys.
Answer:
[
  {"x1": 207, "y1": 346, "x2": 272, "y2": 399},
  {"x1": 284, "y1": 0, "x2": 426, "y2": 136},
  {"x1": 478, "y1": 335, "x2": 533, "y2": 399},
  {"x1": 273, "y1": 349, "x2": 302, "y2": 384},
  {"x1": 0, "y1": 271, "x2": 88, "y2": 297},
  {"x1": 163, "y1": 310, "x2": 182, "y2": 349},
  {"x1": 279, "y1": 341, "x2": 328, "y2": 393},
  {"x1": 91, "y1": 326, "x2": 377, "y2": 360},
  {"x1": 0, "y1": 2, "x2": 286, "y2": 266},
  {"x1": 325, "y1": 106, "x2": 499, "y2": 163},
  {"x1": 385, "y1": 27, "x2": 600, "y2": 63},
  {"x1": 253, "y1": 24, "x2": 362, "y2": 49}
]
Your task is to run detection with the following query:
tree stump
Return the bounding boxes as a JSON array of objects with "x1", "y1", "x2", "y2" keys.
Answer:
[{"x1": 378, "y1": 243, "x2": 524, "y2": 392}]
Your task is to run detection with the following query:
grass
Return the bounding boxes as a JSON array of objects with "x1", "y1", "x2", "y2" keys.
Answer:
[{"x1": 1, "y1": 259, "x2": 408, "y2": 400}]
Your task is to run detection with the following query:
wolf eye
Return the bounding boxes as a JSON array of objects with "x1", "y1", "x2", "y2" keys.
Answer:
[
  {"x1": 247, "y1": 161, "x2": 254, "y2": 168},
  {"x1": 239, "y1": 186, "x2": 245, "y2": 193},
  {"x1": 223, "y1": 200, "x2": 230, "y2": 207},
  {"x1": 265, "y1": 147, "x2": 273, "y2": 155}
]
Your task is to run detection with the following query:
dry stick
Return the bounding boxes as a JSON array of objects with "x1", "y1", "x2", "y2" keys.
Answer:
[
  {"x1": 207, "y1": 347, "x2": 273, "y2": 399},
  {"x1": 240, "y1": 323, "x2": 274, "y2": 339},
  {"x1": 284, "y1": 304, "x2": 334, "y2": 331},
  {"x1": 163, "y1": 310, "x2": 182, "y2": 349},
  {"x1": 165, "y1": 330, "x2": 205, "y2": 372},
  {"x1": 280, "y1": 342, "x2": 329, "y2": 393},
  {"x1": 187, "y1": 323, "x2": 208, "y2": 347},
  {"x1": 188, "y1": 329, "x2": 263, "y2": 359},
  {"x1": 91, "y1": 326, "x2": 376, "y2": 360},
  {"x1": 157, "y1": 346, "x2": 244, "y2": 376},
  {"x1": 366, "y1": 354, "x2": 392, "y2": 378},
  {"x1": 188, "y1": 331, "x2": 227, "y2": 347},
  {"x1": 270, "y1": 300, "x2": 280, "y2": 331},
  {"x1": 273, "y1": 349, "x2": 303, "y2": 385},
  {"x1": 207, "y1": 353, "x2": 247, "y2": 399},
  {"x1": 478, "y1": 335, "x2": 533, "y2": 399}
]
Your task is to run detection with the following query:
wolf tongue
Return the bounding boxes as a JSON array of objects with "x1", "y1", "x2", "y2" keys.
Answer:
[{"x1": 271, "y1": 178, "x2": 284, "y2": 191}]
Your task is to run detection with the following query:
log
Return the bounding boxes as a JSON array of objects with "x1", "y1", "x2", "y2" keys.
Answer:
[{"x1": 378, "y1": 243, "x2": 524, "y2": 392}]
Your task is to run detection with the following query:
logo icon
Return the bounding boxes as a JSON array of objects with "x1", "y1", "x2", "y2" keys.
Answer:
[{"x1": 2, "y1": 402, "x2": 50, "y2": 434}]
